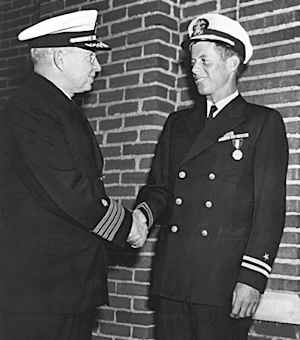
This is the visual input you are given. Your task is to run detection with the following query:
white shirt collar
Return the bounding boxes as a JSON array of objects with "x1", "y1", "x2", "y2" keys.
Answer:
[{"x1": 207, "y1": 90, "x2": 239, "y2": 118}]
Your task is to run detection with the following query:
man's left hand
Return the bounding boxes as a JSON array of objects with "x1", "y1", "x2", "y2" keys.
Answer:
[{"x1": 230, "y1": 282, "x2": 261, "y2": 319}]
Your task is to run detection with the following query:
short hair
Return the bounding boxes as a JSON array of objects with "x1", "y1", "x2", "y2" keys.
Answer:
[
  {"x1": 30, "y1": 48, "x2": 54, "y2": 66},
  {"x1": 214, "y1": 41, "x2": 247, "y2": 79}
]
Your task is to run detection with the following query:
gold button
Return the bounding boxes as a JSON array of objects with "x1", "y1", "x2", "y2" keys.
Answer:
[
  {"x1": 178, "y1": 171, "x2": 186, "y2": 179},
  {"x1": 171, "y1": 225, "x2": 178, "y2": 233},
  {"x1": 205, "y1": 200, "x2": 213, "y2": 208},
  {"x1": 175, "y1": 197, "x2": 183, "y2": 205},
  {"x1": 201, "y1": 229, "x2": 208, "y2": 237},
  {"x1": 208, "y1": 173, "x2": 216, "y2": 180},
  {"x1": 101, "y1": 198, "x2": 109, "y2": 207}
]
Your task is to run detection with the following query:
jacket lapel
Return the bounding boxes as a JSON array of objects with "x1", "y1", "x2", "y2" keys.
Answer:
[{"x1": 181, "y1": 95, "x2": 248, "y2": 165}]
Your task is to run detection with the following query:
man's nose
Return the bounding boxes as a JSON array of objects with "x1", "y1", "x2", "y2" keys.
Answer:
[{"x1": 192, "y1": 61, "x2": 204, "y2": 74}]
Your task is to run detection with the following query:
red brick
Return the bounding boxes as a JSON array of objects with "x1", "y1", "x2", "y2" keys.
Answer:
[
  {"x1": 145, "y1": 13, "x2": 178, "y2": 30},
  {"x1": 112, "y1": 0, "x2": 137, "y2": 7},
  {"x1": 105, "y1": 185, "x2": 135, "y2": 197},
  {"x1": 101, "y1": 146, "x2": 121, "y2": 158},
  {"x1": 108, "y1": 267, "x2": 133, "y2": 281},
  {"x1": 287, "y1": 184, "x2": 300, "y2": 196},
  {"x1": 109, "y1": 74, "x2": 139, "y2": 88},
  {"x1": 139, "y1": 157, "x2": 153, "y2": 170},
  {"x1": 182, "y1": 1, "x2": 216, "y2": 20},
  {"x1": 132, "y1": 325, "x2": 155, "y2": 339},
  {"x1": 103, "y1": 36, "x2": 126, "y2": 49},
  {"x1": 286, "y1": 199, "x2": 300, "y2": 213},
  {"x1": 125, "y1": 85, "x2": 168, "y2": 100},
  {"x1": 99, "y1": 321, "x2": 130, "y2": 336},
  {"x1": 105, "y1": 159, "x2": 136, "y2": 171},
  {"x1": 111, "y1": 46, "x2": 142, "y2": 62},
  {"x1": 116, "y1": 282, "x2": 149, "y2": 296},
  {"x1": 123, "y1": 143, "x2": 156, "y2": 156},
  {"x1": 84, "y1": 106, "x2": 106, "y2": 118},
  {"x1": 108, "y1": 101, "x2": 139, "y2": 115},
  {"x1": 140, "y1": 129, "x2": 161, "y2": 142},
  {"x1": 108, "y1": 295, "x2": 131, "y2": 309},
  {"x1": 102, "y1": 173, "x2": 120, "y2": 185},
  {"x1": 103, "y1": 8, "x2": 126, "y2": 23},
  {"x1": 240, "y1": 0, "x2": 299, "y2": 18},
  {"x1": 142, "y1": 98, "x2": 174, "y2": 113},
  {"x1": 92, "y1": 79, "x2": 107, "y2": 91},
  {"x1": 221, "y1": 0, "x2": 237, "y2": 9},
  {"x1": 144, "y1": 41, "x2": 177, "y2": 59},
  {"x1": 97, "y1": 308, "x2": 115, "y2": 322},
  {"x1": 99, "y1": 118, "x2": 122, "y2": 131},
  {"x1": 281, "y1": 231, "x2": 300, "y2": 244},
  {"x1": 277, "y1": 245, "x2": 300, "y2": 259},
  {"x1": 252, "y1": 27, "x2": 299, "y2": 47},
  {"x1": 251, "y1": 319, "x2": 298, "y2": 338},
  {"x1": 102, "y1": 63, "x2": 125, "y2": 77},
  {"x1": 128, "y1": 1, "x2": 170, "y2": 17},
  {"x1": 121, "y1": 171, "x2": 147, "y2": 184},
  {"x1": 107, "y1": 131, "x2": 138, "y2": 144},
  {"x1": 143, "y1": 70, "x2": 176, "y2": 87},
  {"x1": 111, "y1": 18, "x2": 142, "y2": 34},
  {"x1": 116, "y1": 310, "x2": 154, "y2": 325},
  {"x1": 285, "y1": 214, "x2": 300, "y2": 228},
  {"x1": 245, "y1": 90, "x2": 300, "y2": 107},
  {"x1": 127, "y1": 28, "x2": 170, "y2": 45},
  {"x1": 127, "y1": 56, "x2": 169, "y2": 72},
  {"x1": 134, "y1": 269, "x2": 151, "y2": 283},
  {"x1": 248, "y1": 59, "x2": 298, "y2": 78},
  {"x1": 240, "y1": 74, "x2": 300, "y2": 93},
  {"x1": 267, "y1": 277, "x2": 299, "y2": 291},
  {"x1": 98, "y1": 89, "x2": 123, "y2": 103}
]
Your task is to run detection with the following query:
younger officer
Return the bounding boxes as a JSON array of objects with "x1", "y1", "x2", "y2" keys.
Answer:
[
  {"x1": 0, "y1": 10, "x2": 147, "y2": 340},
  {"x1": 135, "y1": 13, "x2": 289, "y2": 340}
]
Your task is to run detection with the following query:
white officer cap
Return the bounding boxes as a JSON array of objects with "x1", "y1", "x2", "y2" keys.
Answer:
[
  {"x1": 18, "y1": 10, "x2": 110, "y2": 51},
  {"x1": 188, "y1": 13, "x2": 253, "y2": 64}
]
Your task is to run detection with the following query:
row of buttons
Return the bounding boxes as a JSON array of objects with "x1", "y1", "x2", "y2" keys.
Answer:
[
  {"x1": 178, "y1": 171, "x2": 216, "y2": 181},
  {"x1": 175, "y1": 198, "x2": 213, "y2": 208},
  {"x1": 170, "y1": 225, "x2": 208, "y2": 237}
]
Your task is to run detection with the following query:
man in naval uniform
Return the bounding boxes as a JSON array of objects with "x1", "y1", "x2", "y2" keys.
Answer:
[
  {"x1": 135, "y1": 13, "x2": 289, "y2": 340},
  {"x1": 0, "y1": 10, "x2": 147, "y2": 340}
]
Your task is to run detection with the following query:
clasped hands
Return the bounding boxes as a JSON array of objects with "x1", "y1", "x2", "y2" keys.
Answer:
[{"x1": 127, "y1": 209, "x2": 148, "y2": 248}]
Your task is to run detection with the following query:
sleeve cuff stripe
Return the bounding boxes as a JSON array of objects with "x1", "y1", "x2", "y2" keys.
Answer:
[
  {"x1": 243, "y1": 255, "x2": 272, "y2": 272},
  {"x1": 92, "y1": 199, "x2": 114, "y2": 234},
  {"x1": 137, "y1": 202, "x2": 153, "y2": 227},
  {"x1": 106, "y1": 206, "x2": 125, "y2": 241},
  {"x1": 93, "y1": 200, "x2": 117, "y2": 234},
  {"x1": 102, "y1": 204, "x2": 124, "y2": 241},
  {"x1": 241, "y1": 262, "x2": 270, "y2": 278},
  {"x1": 93, "y1": 200, "x2": 122, "y2": 239}
]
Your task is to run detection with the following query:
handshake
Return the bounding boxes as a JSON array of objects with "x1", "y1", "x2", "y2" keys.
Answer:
[{"x1": 127, "y1": 209, "x2": 148, "y2": 248}]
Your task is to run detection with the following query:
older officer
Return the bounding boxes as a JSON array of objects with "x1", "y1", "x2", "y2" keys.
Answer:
[
  {"x1": 135, "y1": 13, "x2": 288, "y2": 340},
  {"x1": 0, "y1": 10, "x2": 147, "y2": 340}
]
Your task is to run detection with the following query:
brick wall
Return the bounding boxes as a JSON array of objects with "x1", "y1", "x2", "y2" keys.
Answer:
[{"x1": 0, "y1": 0, "x2": 299, "y2": 339}]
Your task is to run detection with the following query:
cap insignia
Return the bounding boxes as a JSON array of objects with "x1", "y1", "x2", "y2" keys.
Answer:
[{"x1": 192, "y1": 18, "x2": 209, "y2": 37}]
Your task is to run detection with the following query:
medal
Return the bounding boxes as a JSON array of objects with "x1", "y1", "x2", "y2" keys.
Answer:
[
  {"x1": 232, "y1": 138, "x2": 243, "y2": 161},
  {"x1": 232, "y1": 149, "x2": 243, "y2": 160}
]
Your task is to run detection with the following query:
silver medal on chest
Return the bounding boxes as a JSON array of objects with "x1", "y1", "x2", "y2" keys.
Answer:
[{"x1": 232, "y1": 138, "x2": 243, "y2": 161}]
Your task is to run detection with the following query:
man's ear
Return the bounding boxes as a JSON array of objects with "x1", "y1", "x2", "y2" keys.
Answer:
[
  {"x1": 227, "y1": 54, "x2": 240, "y2": 73},
  {"x1": 52, "y1": 48, "x2": 65, "y2": 71}
]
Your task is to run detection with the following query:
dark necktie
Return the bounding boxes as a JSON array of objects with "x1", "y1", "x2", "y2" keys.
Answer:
[{"x1": 207, "y1": 104, "x2": 217, "y2": 120}]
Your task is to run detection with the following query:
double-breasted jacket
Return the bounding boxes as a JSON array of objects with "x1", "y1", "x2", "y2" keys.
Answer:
[
  {"x1": 136, "y1": 95, "x2": 288, "y2": 307},
  {"x1": 0, "y1": 73, "x2": 132, "y2": 314}
]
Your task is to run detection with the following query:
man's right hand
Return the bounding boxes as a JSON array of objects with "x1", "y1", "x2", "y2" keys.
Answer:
[{"x1": 127, "y1": 209, "x2": 148, "y2": 248}]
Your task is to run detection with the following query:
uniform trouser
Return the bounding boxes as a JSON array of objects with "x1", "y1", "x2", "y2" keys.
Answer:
[
  {"x1": 0, "y1": 309, "x2": 96, "y2": 340},
  {"x1": 155, "y1": 297, "x2": 252, "y2": 340}
]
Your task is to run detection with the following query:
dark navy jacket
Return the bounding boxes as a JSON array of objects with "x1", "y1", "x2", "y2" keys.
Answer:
[
  {"x1": 0, "y1": 73, "x2": 132, "y2": 313},
  {"x1": 136, "y1": 95, "x2": 288, "y2": 307}
]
